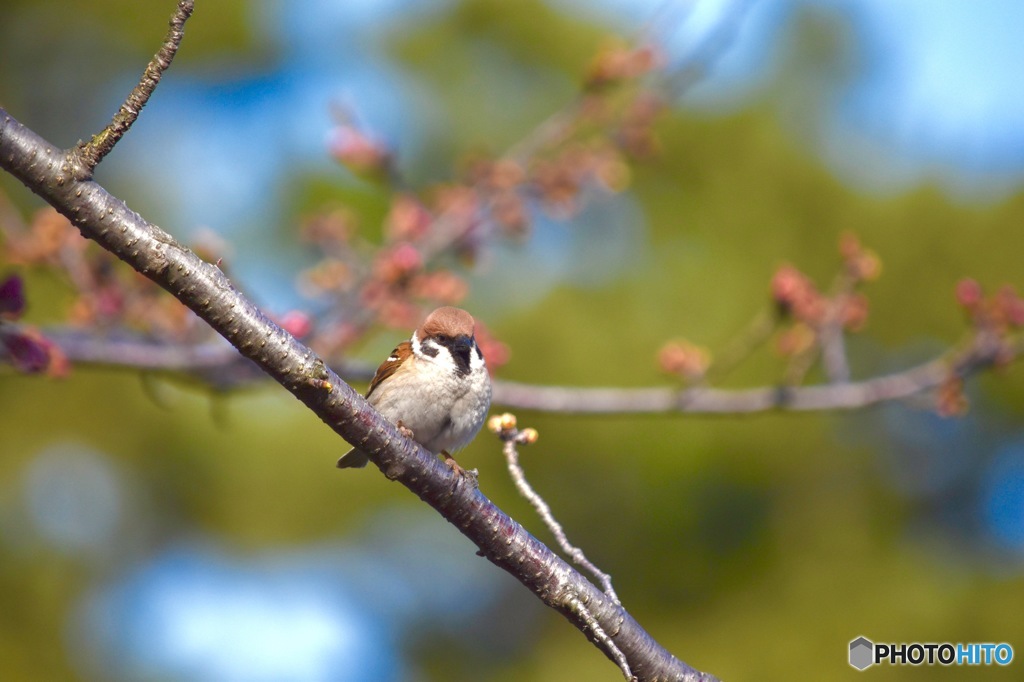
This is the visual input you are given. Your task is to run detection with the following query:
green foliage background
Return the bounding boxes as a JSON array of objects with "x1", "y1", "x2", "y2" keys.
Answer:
[{"x1": 2, "y1": 1, "x2": 1023, "y2": 680}]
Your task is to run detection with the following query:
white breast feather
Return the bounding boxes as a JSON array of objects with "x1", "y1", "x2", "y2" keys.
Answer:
[{"x1": 369, "y1": 334, "x2": 491, "y2": 454}]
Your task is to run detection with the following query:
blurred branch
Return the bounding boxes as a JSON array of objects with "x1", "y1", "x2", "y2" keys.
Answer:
[
  {"x1": 493, "y1": 331, "x2": 1016, "y2": 414},
  {"x1": 0, "y1": 102, "x2": 715, "y2": 682},
  {"x1": 818, "y1": 310, "x2": 850, "y2": 384},
  {"x1": 704, "y1": 308, "x2": 776, "y2": 382},
  {"x1": 818, "y1": 266, "x2": 861, "y2": 384},
  {"x1": 17, "y1": 327, "x2": 242, "y2": 372},
  {"x1": 5, "y1": 325, "x2": 1016, "y2": 416},
  {"x1": 291, "y1": 0, "x2": 761, "y2": 361},
  {"x1": 663, "y1": 0, "x2": 757, "y2": 98}
]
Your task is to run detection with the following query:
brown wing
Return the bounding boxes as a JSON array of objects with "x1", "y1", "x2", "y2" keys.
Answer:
[{"x1": 366, "y1": 341, "x2": 412, "y2": 399}]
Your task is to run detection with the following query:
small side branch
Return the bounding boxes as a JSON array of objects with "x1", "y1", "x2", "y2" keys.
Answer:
[
  {"x1": 567, "y1": 593, "x2": 634, "y2": 681},
  {"x1": 493, "y1": 332, "x2": 1015, "y2": 414},
  {"x1": 490, "y1": 414, "x2": 621, "y2": 605},
  {"x1": 819, "y1": 317, "x2": 850, "y2": 383},
  {"x1": 75, "y1": 0, "x2": 195, "y2": 174}
]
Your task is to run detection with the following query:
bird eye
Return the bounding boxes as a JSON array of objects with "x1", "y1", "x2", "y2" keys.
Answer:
[{"x1": 435, "y1": 334, "x2": 449, "y2": 343}]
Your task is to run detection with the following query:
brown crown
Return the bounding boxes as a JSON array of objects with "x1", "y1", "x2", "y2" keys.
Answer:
[{"x1": 418, "y1": 306, "x2": 476, "y2": 339}]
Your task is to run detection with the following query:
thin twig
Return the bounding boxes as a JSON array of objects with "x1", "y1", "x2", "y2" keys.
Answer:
[
  {"x1": 819, "y1": 300, "x2": 850, "y2": 383},
  {"x1": 781, "y1": 339, "x2": 820, "y2": 387},
  {"x1": 497, "y1": 420, "x2": 621, "y2": 604},
  {"x1": 567, "y1": 593, "x2": 634, "y2": 681},
  {"x1": 705, "y1": 307, "x2": 776, "y2": 382},
  {"x1": 665, "y1": 0, "x2": 757, "y2": 98},
  {"x1": 75, "y1": 0, "x2": 195, "y2": 174},
  {"x1": 818, "y1": 269, "x2": 858, "y2": 383},
  {"x1": 820, "y1": 325, "x2": 849, "y2": 383}
]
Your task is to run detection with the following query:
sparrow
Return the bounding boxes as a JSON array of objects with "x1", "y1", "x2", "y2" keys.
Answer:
[{"x1": 337, "y1": 306, "x2": 492, "y2": 472}]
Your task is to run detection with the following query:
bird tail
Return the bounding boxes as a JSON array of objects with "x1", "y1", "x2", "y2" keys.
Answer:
[{"x1": 337, "y1": 448, "x2": 370, "y2": 469}]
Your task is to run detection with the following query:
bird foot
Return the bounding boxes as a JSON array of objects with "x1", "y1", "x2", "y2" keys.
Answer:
[
  {"x1": 442, "y1": 450, "x2": 478, "y2": 485},
  {"x1": 396, "y1": 421, "x2": 415, "y2": 440}
]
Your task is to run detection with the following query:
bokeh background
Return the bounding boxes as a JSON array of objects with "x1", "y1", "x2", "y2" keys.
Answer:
[{"x1": 3, "y1": 0, "x2": 1024, "y2": 680}]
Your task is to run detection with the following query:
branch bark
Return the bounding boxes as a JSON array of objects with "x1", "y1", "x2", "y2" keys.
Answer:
[{"x1": 0, "y1": 106, "x2": 717, "y2": 681}]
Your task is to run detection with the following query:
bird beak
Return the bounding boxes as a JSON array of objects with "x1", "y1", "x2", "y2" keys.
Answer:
[{"x1": 452, "y1": 335, "x2": 474, "y2": 354}]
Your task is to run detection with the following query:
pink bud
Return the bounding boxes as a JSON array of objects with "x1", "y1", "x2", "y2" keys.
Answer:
[
  {"x1": 390, "y1": 243, "x2": 422, "y2": 273},
  {"x1": 279, "y1": 310, "x2": 313, "y2": 339},
  {"x1": 329, "y1": 125, "x2": 391, "y2": 177},
  {"x1": 955, "y1": 278, "x2": 983, "y2": 308},
  {"x1": 2, "y1": 330, "x2": 50, "y2": 372},
  {"x1": 0, "y1": 275, "x2": 25, "y2": 318}
]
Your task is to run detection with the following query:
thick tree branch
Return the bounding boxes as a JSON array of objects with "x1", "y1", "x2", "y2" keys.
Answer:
[{"x1": 0, "y1": 108, "x2": 716, "y2": 682}]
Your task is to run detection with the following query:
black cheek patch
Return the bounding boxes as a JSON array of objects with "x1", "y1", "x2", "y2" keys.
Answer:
[
  {"x1": 420, "y1": 342, "x2": 439, "y2": 358},
  {"x1": 451, "y1": 346, "x2": 471, "y2": 376}
]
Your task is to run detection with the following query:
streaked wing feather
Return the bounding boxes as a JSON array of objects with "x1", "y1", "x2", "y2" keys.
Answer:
[{"x1": 366, "y1": 341, "x2": 412, "y2": 399}]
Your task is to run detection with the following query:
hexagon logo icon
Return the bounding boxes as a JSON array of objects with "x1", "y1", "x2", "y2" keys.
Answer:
[{"x1": 849, "y1": 636, "x2": 874, "y2": 670}]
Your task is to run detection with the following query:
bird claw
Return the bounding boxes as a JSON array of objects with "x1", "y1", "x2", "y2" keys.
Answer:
[
  {"x1": 442, "y1": 451, "x2": 478, "y2": 486},
  {"x1": 396, "y1": 421, "x2": 415, "y2": 440}
]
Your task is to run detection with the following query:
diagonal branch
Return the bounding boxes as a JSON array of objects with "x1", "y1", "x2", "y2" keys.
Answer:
[{"x1": 0, "y1": 107, "x2": 717, "y2": 682}]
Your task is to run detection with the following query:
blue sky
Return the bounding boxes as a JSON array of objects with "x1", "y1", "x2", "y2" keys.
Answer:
[
  {"x1": 561, "y1": 0, "x2": 1024, "y2": 197},
  {"x1": 818, "y1": 0, "x2": 1024, "y2": 197}
]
